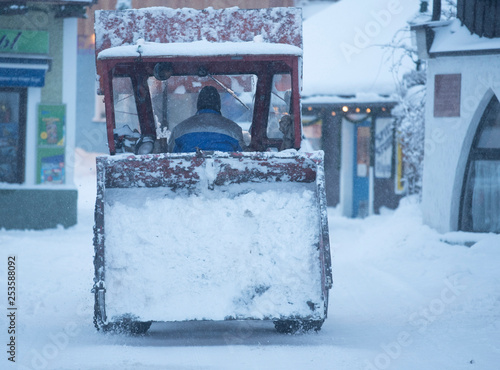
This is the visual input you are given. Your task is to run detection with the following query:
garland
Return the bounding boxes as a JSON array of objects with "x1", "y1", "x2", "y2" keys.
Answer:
[{"x1": 342, "y1": 113, "x2": 372, "y2": 124}]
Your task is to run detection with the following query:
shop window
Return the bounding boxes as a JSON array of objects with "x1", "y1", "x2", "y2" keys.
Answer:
[
  {"x1": 460, "y1": 96, "x2": 500, "y2": 233},
  {"x1": 0, "y1": 88, "x2": 26, "y2": 183},
  {"x1": 356, "y1": 126, "x2": 370, "y2": 178},
  {"x1": 374, "y1": 118, "x2": 394, "y2": 179}
]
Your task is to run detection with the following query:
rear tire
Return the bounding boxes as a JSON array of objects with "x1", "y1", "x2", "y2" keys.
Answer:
[
  {"x1": 93, "y1": 289, "x2": 151, "y2": 335},
  {"x1": 102, "y1": 319, "x2": 152, "y2": 335},
  {"x1": 96, "y1": 313, "x2": 152, "y2": 335},
  {"x1": 301, "y1": 320, "x2": 324, "y2": 332},
  {"x1": 273, "y1": 319, "x2": 324, "y2": 334}
]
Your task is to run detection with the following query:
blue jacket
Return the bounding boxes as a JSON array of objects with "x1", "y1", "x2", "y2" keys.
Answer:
[{"x1": 168, "y1": 110, "x2": 245, "y2": 153}]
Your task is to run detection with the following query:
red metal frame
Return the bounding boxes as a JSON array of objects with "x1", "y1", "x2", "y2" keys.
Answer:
[{"x1": 98, "y1": 54, "x2": 302, "y2": 154}]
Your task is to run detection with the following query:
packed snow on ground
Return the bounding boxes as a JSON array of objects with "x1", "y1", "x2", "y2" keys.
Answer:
[{"x1": 1, "y1": 150, "x2": 500, "y2": 370}]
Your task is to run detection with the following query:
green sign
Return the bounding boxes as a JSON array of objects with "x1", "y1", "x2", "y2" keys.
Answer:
[
  {"x1": 37, "y1": 105, "x2": 66, "y2": 184},
  {"x1": 38, "y1": 104, "x2": 65, "y2": 146},
  {"x1": 0, "y1": 29, "x2": 49, "y2": 54}
]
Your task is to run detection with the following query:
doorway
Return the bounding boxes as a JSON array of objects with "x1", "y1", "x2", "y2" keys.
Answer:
[
  {"x1": 460, "y1": 96, "x2": 500, "y2": 233},
  {"x1": 353, "y1": 121, "x2": 371, "y2": 218},
  {"x1": 0, "y1": 87, "x2": 27, "y2": 183}
]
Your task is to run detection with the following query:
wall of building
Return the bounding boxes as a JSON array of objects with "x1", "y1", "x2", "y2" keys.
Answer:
[
  {"x1": 422, "y1": 54, "x2": 500, "y2": 233},
  {"x1": 0, "y1": 4, "x2": 81, "y2": 229}
]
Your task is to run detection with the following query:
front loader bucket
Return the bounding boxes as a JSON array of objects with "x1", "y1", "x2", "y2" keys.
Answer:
[{"x1": 93, "y1": 151, "x2": 332, "y2": 327}]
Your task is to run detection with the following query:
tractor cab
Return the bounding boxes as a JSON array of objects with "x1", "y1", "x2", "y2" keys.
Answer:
[{"x1": 95, "y1": 8, "x2": 303, "y2": 155}]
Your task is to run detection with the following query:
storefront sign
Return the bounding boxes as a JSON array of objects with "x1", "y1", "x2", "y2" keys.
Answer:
[
  {"x1": 38, "y1": 105, "x2": 65, "y2": 146},
  {"x1": 37, "y1": 105, "x2": 66, "y2": 184},
  {"x1": 38, "y1": 149, "x2": 65, "y2": 184},
  {"x1": 0, "y1": 29, "x2": 49, "y2": 54},
  {"x1": 0, "y1": 68, "x2": 45, "y2": 87}
]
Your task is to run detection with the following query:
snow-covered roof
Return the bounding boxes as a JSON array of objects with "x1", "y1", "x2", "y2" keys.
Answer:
[
  {"x1": 302, "y1": 0, "x2": 420, "y2": 98},
  {"x1": 429, "y1": 19, "x2": 500, "y2": 55},
  {"x1": 97, "y1": 39, "x2": 303, "y2": 59}
]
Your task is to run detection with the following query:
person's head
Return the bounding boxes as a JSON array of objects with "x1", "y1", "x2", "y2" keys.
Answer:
[{"x1": 197, "y1": 86, "x2": 221, "y2": 113}]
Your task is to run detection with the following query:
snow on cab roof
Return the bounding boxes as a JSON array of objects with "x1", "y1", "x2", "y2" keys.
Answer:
[{"x1": 97, "y1": 39, "x2": 303, "y2": 59}]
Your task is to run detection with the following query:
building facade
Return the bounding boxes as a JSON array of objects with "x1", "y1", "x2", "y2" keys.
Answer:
[
  {"x1": 0, "y1": 1, "x2": 95, "y2": 229},
  {"x1": 301, "y1": 97, "x2": 402, "y2": 216},
  {"x1": 413, "y1": 0, "x2": 500, "y2": 233}
]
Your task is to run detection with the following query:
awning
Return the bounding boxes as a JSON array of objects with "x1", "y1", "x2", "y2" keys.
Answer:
[{"x1": 0, "y1": 55, "x2": 51, "y2": 88}]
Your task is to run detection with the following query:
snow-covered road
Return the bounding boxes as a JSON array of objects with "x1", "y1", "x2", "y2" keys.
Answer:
[{"x1": 2, "y1": 159, "x2": 499, "y2": 370}]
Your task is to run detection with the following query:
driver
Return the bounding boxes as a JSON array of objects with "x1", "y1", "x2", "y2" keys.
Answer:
[{"x1": 168, "y1": 86, "x2": 246, "y2": 153}]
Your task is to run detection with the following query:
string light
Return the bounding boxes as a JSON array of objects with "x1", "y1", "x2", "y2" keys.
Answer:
[
  {"x1": 331, "y1": 111, "x2": 336, "y2": 116},
  {"x1": 355, "y1": 107, "x2": 360, "y2": 113},
  {"x1": 342, "y1": 106, "x2": 348, "y2": 112},
  {"x1": 366, "y1": 108, "x2": 371, "y2": 113}
]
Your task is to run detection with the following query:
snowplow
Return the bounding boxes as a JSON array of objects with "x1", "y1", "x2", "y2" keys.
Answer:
[{"x1": 91, "y1": 6, "x2": 332, "y2": 334}]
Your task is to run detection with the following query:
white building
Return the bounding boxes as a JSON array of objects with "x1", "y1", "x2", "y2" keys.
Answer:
[{"x1": 413, "y1": 0, "x2": 500, "y2": 233}]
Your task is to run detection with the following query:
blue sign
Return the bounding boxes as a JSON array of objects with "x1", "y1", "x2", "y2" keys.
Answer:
[{"x1": 0, "y1": 68, "x2": 45, "y2": 87}]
